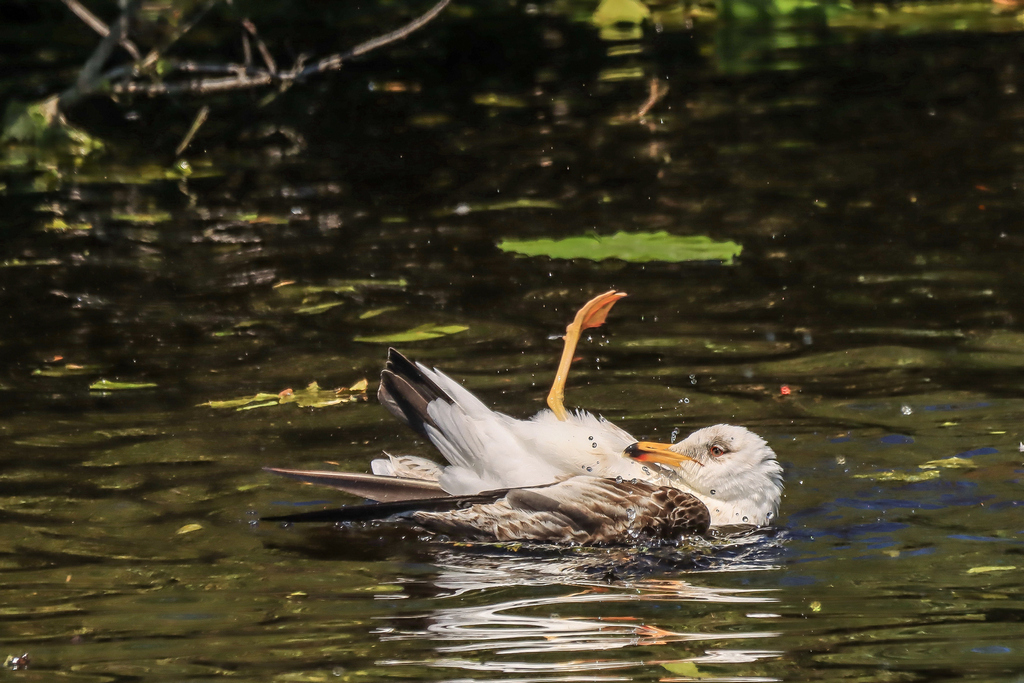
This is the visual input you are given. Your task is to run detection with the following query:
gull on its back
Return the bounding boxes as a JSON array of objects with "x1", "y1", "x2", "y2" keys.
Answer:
[{"x1": 264, "y1": 291, "x2": 784, "y2": 542}]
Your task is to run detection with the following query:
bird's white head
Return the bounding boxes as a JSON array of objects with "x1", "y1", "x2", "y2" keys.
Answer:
[{"x1": 624, "y1": 424, "x2": 784, "y2": 527}]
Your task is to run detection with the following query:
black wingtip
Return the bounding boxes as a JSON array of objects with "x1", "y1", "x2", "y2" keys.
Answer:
[{"x1": 376, "y1": 348, "x2": 454, "y2": 436}]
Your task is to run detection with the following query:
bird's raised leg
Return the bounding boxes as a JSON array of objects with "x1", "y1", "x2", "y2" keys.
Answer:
[{"x1": 546, "y1": 290, "x2": 627, "y2": 421}]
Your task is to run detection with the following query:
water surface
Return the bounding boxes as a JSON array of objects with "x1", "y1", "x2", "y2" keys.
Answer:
[{"x1": 2, "y1": 1, "x2": 1024, "y2": 680}]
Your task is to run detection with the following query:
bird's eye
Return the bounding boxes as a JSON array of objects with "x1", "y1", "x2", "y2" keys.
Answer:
[{"x1": 710, "y1": 444, "x2": 726, "y2": 457}]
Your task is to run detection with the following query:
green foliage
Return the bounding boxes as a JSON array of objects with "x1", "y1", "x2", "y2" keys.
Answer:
[
  {"x1": 89, "y1": 379, "x2": 159, "y2": 391},
  {"x1": 497, "y1": 231, "x2": 743, "y2": 264},
  {"x1": 2, "y1": 96, "x2": 104, "y2": 159},
  {"x1": 354, "y1": 324, "x2": 470, "y2": 343},
  {"x1": 201, "y1": 380, "x2": 368, "y2": 410}
]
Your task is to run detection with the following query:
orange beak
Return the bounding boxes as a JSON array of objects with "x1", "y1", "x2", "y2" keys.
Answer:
[{"x1": 624, "y1": 441, "x2": 703, "y2": 467}]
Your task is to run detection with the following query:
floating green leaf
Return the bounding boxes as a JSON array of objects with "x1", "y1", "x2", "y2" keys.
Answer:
[
  {"x1": 295, "y1": 301, "x2": 344, "y2": 315},
  {"x1": 237, "y1": 400, "x2": 280, "y2": 411},
  {"x1": 498, "y1": 231, "x2": 743, "y2": 264},
  {"x1": 0, "y1": 258, "x2": 60, "y2": 268},
  {"x1": 89, "y1": 379, "x2": 158, "y2": 391},
  {"x1": 442, "y1": 198, "x2": 561, "y2": 216},
  {"x1": 659, "y1": 661, "x2": 706, "y2": 677},
  {"x1": 111, "y1": 211, "x2": 172, "y2": 224},
  {"x1": 472, "y1": 93, "x2": 529, "y2": 108},
  {"x1": 200, "y1": 380, "x2": 368, "y2": 411},
  {"x1": 355, "y1": 324, "x2": 469, "y2": 344},
  {"x1": 359, "y1": 307, "x2": 398, "y2": 320},
  {"x1": 43, "y1": 218, "x2": 91, "y2": 231},
  {"x1": 966, "y1": 566, "x2": 1017, "y2": 574},
  {"x1": 202, "y1": 393, "x2": 281, "y2": 409},
  {"x1": 33, "y1": 364, "x2": 102, "y2": 377},
  {"x1": 919, "y1": 457, "x2": 977, "y2": 470},
  {"x1": 852, "y1": 469, "x2": 940, "y2": 482}
]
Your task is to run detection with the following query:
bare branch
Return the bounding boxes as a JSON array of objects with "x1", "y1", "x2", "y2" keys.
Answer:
[
  {"x1": 60, "y1": 0, "x2": 141, "y2": 108},
  {"x1": 101, "y1": 0, "x2": 451, "y2": 98},
  {"x1": 61, "y1": 0, "x2": 141, "y2": 61}
]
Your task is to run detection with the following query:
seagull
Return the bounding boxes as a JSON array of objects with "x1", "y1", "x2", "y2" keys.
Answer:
[{"x1": 264, "y1": 291, "x2": 783, "y2": 544}]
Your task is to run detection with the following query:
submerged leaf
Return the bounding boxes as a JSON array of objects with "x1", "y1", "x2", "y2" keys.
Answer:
[
  {"x1": 175, "y1": 523, "x2": 203, "y2": 535},
  {"x1": 498, "y1": 231, "x2": 743, "y2": 264},
  {"x1": 354, "y1": 324, "x2": 469, "y2": 343},
  {"x1": 89, "y1": 379, "x2": 158, "y2": 391}
]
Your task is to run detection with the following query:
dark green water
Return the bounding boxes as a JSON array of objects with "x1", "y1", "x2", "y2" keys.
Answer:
[{"x1": 2, "y1": 0, "x2": 1024, "y2": 680}]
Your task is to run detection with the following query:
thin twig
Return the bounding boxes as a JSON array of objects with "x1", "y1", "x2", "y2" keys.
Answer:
[
  {"x1": 300, "y1": 0, "x2": 451, "y2": 77},
  {"x1": 175, "y1": 105, "x2": 210, "y2": 155},
  {"x1": 61, "y1": 0, "x2": 141, "y2": 61},
  {"x1": 635, "y1": 78, "x2": 668, "y2": 120},
  {"x1": 242, "y1": 33, "x2": 252, "y2": 67},
  {"x1": 242, "y1": 19, "x2": 276, "y2": 74}
]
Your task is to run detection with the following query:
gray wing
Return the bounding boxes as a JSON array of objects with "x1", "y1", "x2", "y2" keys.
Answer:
[{"x1": 411, "y1": 476, "x2": 710, "y2": 544}]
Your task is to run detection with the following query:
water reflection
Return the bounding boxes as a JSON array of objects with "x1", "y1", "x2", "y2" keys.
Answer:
[{"x1": 377, "y1": 541, "x2": 784, "y2": 680}]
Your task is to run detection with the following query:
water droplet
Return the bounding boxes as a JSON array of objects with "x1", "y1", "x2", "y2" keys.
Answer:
[
  {"x1": 454, "y1": 203, "x2": 470, "y2": 215},
  {"x1": 742, "y1": 516, "x2": 749, "y2": 523},
  {"x1": 626, "y1": 508, "x2": 637, "y2": 522},
  {"x1": 901, "y1": 405, "x2": 913, "y2": 416},
  {"x1": 710, "y1": 489, "x2": 716, "y2": 495},
  {"x1": 684, "y1": 398, "x2": 689, "y2": 404},
  {"x1": 766, "y1": 512, "x2": 774, "y2": 520},
  {"x1": 642, "y1": 466, "x2": 651, "y2": 475},
  {"x1": 586, "y1": 466, "x2": 593, "y2": 472},
  {"x1": 630, "y1": 478, "x2": 637, "y2": 484},
  {"x1": 616, "y1": 476, "x2": 623, "y2": 483},
  {"x1": 670, "y1": 428, "x2": 680, "y2": 443},
  {"x1": 690, "y1": 378, "x2": 697, "y2": 385},
  {"x1": 592, "y1": 443, "x2": 597, "y2": 449},
  {"x1": 588, "y1": 435, "x2": 594, "y2": 440},
  {"x1": 689, "y1": 374, "x2": 695, "y2": 379}
]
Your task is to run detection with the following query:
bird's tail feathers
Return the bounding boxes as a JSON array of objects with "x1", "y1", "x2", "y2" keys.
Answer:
[
  {"x1": 261, "y1": 489, "x2": 509, "y2": 524},
  {"x1": 263, "y1": 467, "x2": 447, "y2": 503}
]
